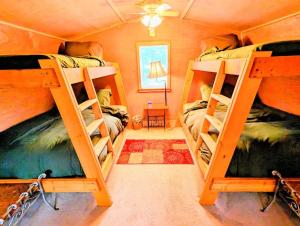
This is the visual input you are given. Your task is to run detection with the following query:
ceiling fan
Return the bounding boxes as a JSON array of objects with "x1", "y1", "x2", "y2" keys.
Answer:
[{"x1": 130, "y1": 0, "x2": 179, "y2": 36}]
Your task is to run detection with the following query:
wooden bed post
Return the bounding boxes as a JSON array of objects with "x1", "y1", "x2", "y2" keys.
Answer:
[
  {"x1": 112, "y1": 63, "x2": 128, "y2": 107},
  {"x1": 39, "y1": 59, "x2": 112, "y2": 207},
  {"x1": 179, "y1": 60, "x2": 195, "y2": 113},
  {"x1": 199, "y1": 52, "x2": 272, "y2": 205}
]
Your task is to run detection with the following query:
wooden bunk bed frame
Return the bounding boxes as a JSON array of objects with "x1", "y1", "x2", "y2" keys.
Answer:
[
  {"x1": 0, "y1": 59, "x2": 128, "y2": 207},
  {"x1": 180, "y1": 52, "x2": 300, "y2": 205}
]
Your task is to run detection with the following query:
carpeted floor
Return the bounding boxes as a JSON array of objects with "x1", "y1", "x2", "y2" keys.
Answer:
[
  {"x1": 10, "y1": 128, "x2": 300, "y2": 226},
  {"x1": 117, "y1": 139, "x2": 193, "y2": 164}
]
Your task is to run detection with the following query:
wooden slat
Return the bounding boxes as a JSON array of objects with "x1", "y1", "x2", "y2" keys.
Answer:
[
  {"x1": 0, "y1": 69, "x2": 58, "y2": 88},
  {"x1": 63, "y1": 66, "x2": 116, "y2": 85},
  {"x1": 0, "y1": 178, "x2": 99, "y2": 193},
  {"x1": 94, "y1": 136, "x2": 109, "y2": 156},
  {"x1": 211, "y1": 177, "x2": 300, "y2": 192},
  {"x1": 197, "y1": 155, "x2": 208, "y2": 176},
  {"x1": 86, "y1": 119, "x2": 104, "y2": 135},
  {"x1": 193, "y1": 58, "x2": 247, "y2": 75},
  {"x1": 200, "y1": 133, "x2": 216, "y2": 152},
  {"x1": 251, "y1": 55, "x2": 300, "y2": 78},
  {"x1": 101, "y1": 152, "x2": 113, "y2": 180},
  {"x1": 78, "y1": 98, "x2": 98, "y2": 111},
  {"x1": 87, "y1": 66, "x2": 116, "y2": 80},
  {"x1": 205, "y1": 114, "x2": 222, "y2": 131},
  {"x1": 211, "y1": 94, "x2": 231, "y2": 106}
]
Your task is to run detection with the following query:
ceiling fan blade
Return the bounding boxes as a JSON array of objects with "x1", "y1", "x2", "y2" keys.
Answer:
[
  {"x1": 128, "y1": 12, "x2": 147, "y2": 15},
  {"x1": 157, "y1": 3, "x2": 171, "y2": 12},
  {"x1": 160, "y1": 10, "x2": 179, "y2": 17}
]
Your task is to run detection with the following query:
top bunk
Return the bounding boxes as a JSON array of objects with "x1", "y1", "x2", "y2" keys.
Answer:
[
  {"x1": 0, "y1": 54, "x2": 117, "y2": 88},
  {"x1": 192, "y1": 40, "x2": 300, "y2": 77}
]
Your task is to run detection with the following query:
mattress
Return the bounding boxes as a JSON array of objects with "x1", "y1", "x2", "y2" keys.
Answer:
[
  {"x1": 183, "y1": 101, "x2": 300, "y2": 177},
  {"x1": 0, "y1": 107, "x2": 126, "y2": 179},
  {"x1": 197, "y1": 40, "x2": 300, "y2": 61},
  {"x1": 0, "y1": 54, "x2": 105, "y2": 69}
]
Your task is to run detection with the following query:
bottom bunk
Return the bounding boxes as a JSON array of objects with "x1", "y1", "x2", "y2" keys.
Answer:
[
  {"x1": 180, "y1": 98, "x2": 300, "y2": 178},
  {"x1": 0, "y1": 104, "x2": 128, "y2": 180}
]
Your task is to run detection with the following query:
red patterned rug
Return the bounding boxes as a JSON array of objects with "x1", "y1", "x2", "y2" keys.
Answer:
[{"x1": 117, "y1": 139, "x2": 193, "y2": 164}]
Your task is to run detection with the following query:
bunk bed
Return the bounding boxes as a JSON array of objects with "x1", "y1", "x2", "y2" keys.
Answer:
[
  {"x1": 0, "y1": 54, "x2": 128, "y2": 208},
  {"x1": 179, "y1": 40, "x2": 300, "y2": 205}
]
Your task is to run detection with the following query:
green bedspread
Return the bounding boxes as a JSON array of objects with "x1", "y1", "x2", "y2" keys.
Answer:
[
  {"x1": 197, "y1": 40, "x2": 300, "y2": 61},
  {"x1": 0, "y1": 106, "x2": 126, "y2": 179},
  {"x1": 184, "y1": 101, "x2": 300, "y2": 177}
]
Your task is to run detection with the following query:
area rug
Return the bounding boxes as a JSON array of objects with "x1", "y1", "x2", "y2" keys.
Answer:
[{"x1": 117, "y1": 139, "x2": 193, "y2": 164}]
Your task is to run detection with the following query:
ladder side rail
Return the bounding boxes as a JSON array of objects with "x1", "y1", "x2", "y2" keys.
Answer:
[
  {"x1": 39, "y1": 59, "x2": 112, "y2": 207},
  {"x1": 83, "y1": 68, "x2": 114, "y2": 155},
  {"x1": 199, "y1": 52, "x2": 272, "y2": 205}
]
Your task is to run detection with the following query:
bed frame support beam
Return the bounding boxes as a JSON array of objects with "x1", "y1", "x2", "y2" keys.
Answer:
[
  {"x1": 0, "y1": 178, "x2": 99, "y2": 193},
  {"x1": 0, "y1": 69, "x2": 59, "y2": 88},
  {"x1": 251, "y1": 55, "x2": 300, "y2": 78},
  {"x1": 211, "y1": 178, "x2": 300, "y2": 192}
]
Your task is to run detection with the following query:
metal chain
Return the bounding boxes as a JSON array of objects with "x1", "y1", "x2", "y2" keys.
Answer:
[{"x1": 0, "y1": 173, "x2": 59, "y2": 226}]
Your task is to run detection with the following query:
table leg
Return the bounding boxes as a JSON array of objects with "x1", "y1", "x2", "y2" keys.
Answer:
[
  {"x1": 147, "y1": 109, "x2": 149, "y2": 130},
  {"x1": 164, "y1": 109, "x2": 166, "y2": 130}
]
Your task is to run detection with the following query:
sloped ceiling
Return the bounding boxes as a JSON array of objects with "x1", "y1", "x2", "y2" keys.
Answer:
[{"x1": 0, "y1": 0, "x2": 299, "y2": 39}]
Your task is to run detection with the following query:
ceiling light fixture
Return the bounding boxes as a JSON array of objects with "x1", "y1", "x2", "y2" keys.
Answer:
[{"x1": 141, "y1": 14, "x2": 162, "y2": 37}]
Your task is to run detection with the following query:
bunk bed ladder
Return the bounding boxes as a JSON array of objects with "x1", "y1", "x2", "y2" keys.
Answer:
[
  {"x1": 195, "y1": 52, "x2": 272, "y2": 205},
  {"x1": 39, "y1": 59, "x2": 113, "y2": 207},
  {"x1": 195, "y1": 60, "x2": 226, "y2": 175}
]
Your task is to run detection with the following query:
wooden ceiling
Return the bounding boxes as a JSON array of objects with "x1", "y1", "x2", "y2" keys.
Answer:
[{"x1": 0, "y1": 0, "x2": 299, "y2": 39}]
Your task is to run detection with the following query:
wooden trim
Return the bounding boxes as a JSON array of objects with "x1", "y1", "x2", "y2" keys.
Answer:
[
  {"x1": 241, "y1": 11, "x2": 300, "y2": 35},
  {"x1": 211, "y1": 177, "x2": 300, "y2": 192},
  {"x1": 106, "y1": 0, "x2": 125, "y2": 22},
  {"x1": 251, "y1": 55, "x2": 300, "y2": 78},
  {"x1": 64, "y1": 66, "x2": 116, "y2": 84},
  {"x1": 0, "y1": 178, "x2": 99, "y2": 193},
  {"x1": 193, "y1": 58, "x2": 247, "y2": 75},
  {"x1": 136, "y1": 41, "x2": 171, "y2": 91},
  {"x1": 0, "y1": 19, "x2": 68, "y2": 41},
  {"x1": 137, "y1": 88, "x2": 171, "y2": 93},
  {"x1": 0, "y1": 69, "x2": 58, "y2": 88},
  {"x1": 180, "y1": 0, "x2": 195, "y2": 19}
]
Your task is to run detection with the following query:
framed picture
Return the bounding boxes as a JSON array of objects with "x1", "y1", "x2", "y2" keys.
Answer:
[{"x1": 136, "y1": 41, "x2": 170, "y2": 92}]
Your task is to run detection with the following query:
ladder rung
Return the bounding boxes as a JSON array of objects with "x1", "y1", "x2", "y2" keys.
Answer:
[
  {"x1": 205, "y1": 115, "x2": 222, "y2": 132},
  {"x1": 211, "y1": 94, "x2": 231, "y2": 106},
  {"x1": 86, "y1": 119, "x2": 104, "y2": 135},
  {"x1": 94, "y1": 136, "x2": 110, "y2": 156},
  {"x1": 200, "y1": 133, "x2": 216, "y2": 153},
  {"x1": 78, "y1": 99, "x2": 98, "y2": 111}
]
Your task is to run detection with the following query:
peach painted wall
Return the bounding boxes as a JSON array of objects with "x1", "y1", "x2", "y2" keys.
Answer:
[
  {"x1": 79, "y1": 18, "x2": 234, "y2": 121},
  {"x1": 0, "y1": 23, "x2": 62, "y2": 131},
  {"x1": 241, "y1": 14, "x2": 300, "y2": 115}
]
